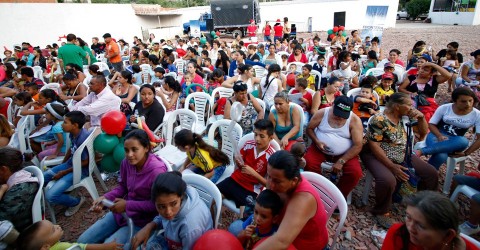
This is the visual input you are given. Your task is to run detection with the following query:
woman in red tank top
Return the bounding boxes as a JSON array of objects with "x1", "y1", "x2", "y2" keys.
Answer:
[{"x1": 255, "y1": 150, "x2": 328, "y2": 250}]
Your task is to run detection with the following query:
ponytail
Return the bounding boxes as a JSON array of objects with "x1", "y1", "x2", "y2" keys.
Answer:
[
  {"x1": 174, "y1": 129, "x2": 230, "y2": 166},
  {"x1": 264, "y1": 64, "x2": 281, "y2": 88}
]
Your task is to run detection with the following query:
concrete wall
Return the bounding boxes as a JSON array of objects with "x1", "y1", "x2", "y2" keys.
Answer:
[{"x1": 0, "y1": 0, "x2": 398, "y2": 55}]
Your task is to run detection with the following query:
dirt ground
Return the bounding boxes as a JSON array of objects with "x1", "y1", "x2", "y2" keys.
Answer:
[{"x1": 54, "y1": 21, "x2": 480, "y2": 249}]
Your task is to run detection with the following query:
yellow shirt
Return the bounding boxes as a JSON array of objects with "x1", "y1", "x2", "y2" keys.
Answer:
[
  {"x1": 374, "y1": 86, "x2": 395, "y2": 106},
  {"x1": 187, "y1": 147, "x2": 221, "y2": 173},
  {"x1": 297, "y1": 74, "x2": 316, "y2": 90}
]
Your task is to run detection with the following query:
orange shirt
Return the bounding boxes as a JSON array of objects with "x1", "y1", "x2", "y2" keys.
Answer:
[{"x1": 106, "y1": 40, "x2": 122, "y2": 63}]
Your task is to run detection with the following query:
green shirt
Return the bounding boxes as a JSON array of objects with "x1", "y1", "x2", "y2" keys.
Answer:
[
  {"x1": 58, "y1": 43, "x2": 87, "y2": 69},
  {"x1": 51, "y1": 242, "x2": 87, "y2": 250},
  {"x1": 83, "y1": 45, "x2": 97, "y2": 65}
]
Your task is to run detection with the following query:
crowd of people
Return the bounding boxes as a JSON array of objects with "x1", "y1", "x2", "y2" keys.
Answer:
[{"x1": 0, "y1": 17, "x2": 480, "y2": 249}]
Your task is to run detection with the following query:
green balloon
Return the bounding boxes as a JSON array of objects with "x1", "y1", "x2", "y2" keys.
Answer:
[
  {"x1": 100, "y1": 154, "x2": 120, "y2": 173},
  {"x1": 342, "y1": 31, "x2": 347, "y2": 37},
  {"x1": 94, "y1": 132, "x2": 119, "y2": 154},
  {"x1": 213, "y1": 35, "x2": 218, "y2": 39},
  {"x1": 210, "y1": 31, "x2": 216, "y2": 36},
  {"x1": 113, "y1": 143, "x2": 125, "y2": 164},
  {"x1": 327, "y1": 29, "x2": 333, "y2": 35},
  {"x1": 200, "y1": 37, "x2": 207, "y2": 45}
]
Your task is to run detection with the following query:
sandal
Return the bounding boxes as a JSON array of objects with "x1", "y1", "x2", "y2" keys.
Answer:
[{"x1": 375, "y1": 214, "x2": 395, "y2": 229}]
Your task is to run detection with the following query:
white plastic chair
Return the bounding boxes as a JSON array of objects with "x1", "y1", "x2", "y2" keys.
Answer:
[
  {"x1": 45, "y1": 128, "x2": 102, "y2": 223},
  {"x1": 155, "y1": 109, "x2": 197, "y2": 170},
  {"x1": 211, "y1": 87, "x2": 234, "y2": 99},
  {"x1": 5, "y1": 97, "x2": 13, "y2": 124},
  {"x1": 253, "y1": 65, "x2": 267, "y2": 78},
  {"x1": 40, "y1": 82, "x2": 62, "y2": 95},
  {"x1": 255, "y1": 98, "x2": 266, "y2": 114},
  {"x1": 157, "y1": 156, "x2": 173, "y2": 172},
  {"x1": 443, "y1": 156, "x2": 467, "y2": 194},
  {"x1": 23, "y1": 166, "x2": 45, "y2": 223},
  {"x1": 182, "y1": 174, "x2": 222, "y2": 229},
  {"x1": 39, "y1": 135, "x2": 71, "y2": 170},
  {"x1": 310, "y1": 70, "x2": 322, "y2": 89},
  {"x1": 16, "y1": 115, "x2": 33, "y2": 153},
  {"x1": 222, "y1": 133, "x2": 280, "y2": 216},
  {"x1": 286, "y1": 62, "x2": 305, "y2": 74},
  {"x1": 450, "y1": 185, "x2": 480, "y2": 202},
  {"x1": 66, "y1": 244, "x2": 82, "y2": 250},
  {"x1": 270, "y1": 102, "x2": 305, "y2": 137},
  {"x1": 93, "y1": 62, "x2": 110, "y2": 77},
  {"x1": 32, "y1": 66, "x2": 44, "y2": 82},
  {"x1": 165, "y1": 72, "x2": 177, "y2": 79},
  {"x1": 302, "y1": 171, "x2": 347, "y2": 250},
  {"x1": 207, "y1": 119, "x2": 243, "y2": 184},
  {"x1": 174, "y1": 60, "x2": 186, "y2": 76},
  {"x1": 184, "y1": 92, "x2": 211, "y2": 135},
  {"x1": 364, "y1": 68, "x2": 384, "y2": 77}
]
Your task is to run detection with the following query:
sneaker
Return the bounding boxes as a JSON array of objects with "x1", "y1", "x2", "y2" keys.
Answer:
[
  {"x1": 459, "y1": 221, "x2": 480, "y2": 236},
  {"x1": 65, "y1": 196, "x2": 85, "y2": 217}
]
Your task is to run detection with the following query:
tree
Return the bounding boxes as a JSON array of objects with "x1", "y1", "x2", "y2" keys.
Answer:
[{"x1": 405, "y1": 0, "x2": 431, "y2": 19}]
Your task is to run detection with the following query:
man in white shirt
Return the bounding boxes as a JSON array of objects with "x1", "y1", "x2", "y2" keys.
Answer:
[{"x1": 71, "y1": 75, "x2": 121, "y2": 127}]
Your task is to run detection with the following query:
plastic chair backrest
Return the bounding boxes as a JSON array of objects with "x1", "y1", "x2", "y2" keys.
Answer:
[
  {"x1": 17, "y1": 115, "x2": 32, "y2": 153},
  {"x1": 5, "y1": 97, "x2": 12, "y2": 124},
  {"x1": 32, "y1": 66, "x2": 44, "y2": 82},
  {"x1": 253, "y1": 65, "x2": 267, "y2": 78},
  {"x1": 255, "y1": 98, "x2": 266, "y2": 114},
  {"x1": 238, "y1": 133, "x2": 281, "y2": 151},
  {"x1": 364, "y1": 68, "x2": 384, "y2": 77},
  {"x1": 71, "y1": 128, "x2": 99, "y2": 185},
  {"x1": 40, "y1": 83, "x2": 62, "y2": 95},
  {"x1": 174, "y1": 60, "x2": 186, "y2": 75},
  {"x1": 184, "y1": 92, "x2": 211, "y2": 127},
  {"x1": 210, "y1": 87, "x2": 234, "y2": 100},
  {"x1": 165, "y1": 109, "x2": 197, "y2": 146},
  {"x1": 23, "y1": 166, "x2": 44, "y2": 223},
  {"x1": 302, "y1": 171, "x2": 347, "y2": 250},
  {"x1": 276, "y1": 51, "x2": 290, "y2": 58},
  {"x1": 461, "y1": 233, "x2": 480, "y2": 248},
  {"x1": 66, "y1": 244, "x2": 82, "y2": 250},
  {"x1": 207, "y1": 119, "x2": 243, "y2": 162},
  {"x1": 157, "y1": 156, "x2": 173, "y2": 172},
  {"x1": 182, "y1": 174, "x2": 222, "y2": 229}
]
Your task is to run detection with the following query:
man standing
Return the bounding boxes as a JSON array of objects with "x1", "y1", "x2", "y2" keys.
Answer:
[
  {"x1": 58, "y1": 33, "x2": 89, "y2": 72},
  {"x1": 247, "y1": 19, "x2": 258, "y2": 38},
  {"x1": 150, "y1": 42, "x2": 161, "y2": 58},
  {"x1": 71, "y1": 75, "x2": 121, "y2": 127},
  {"x1": 103, "y1": 33, "x2": 123, "y2": 72},
  {"x1": 304, "y1": 96, "x2": 363, "y2": 198}
]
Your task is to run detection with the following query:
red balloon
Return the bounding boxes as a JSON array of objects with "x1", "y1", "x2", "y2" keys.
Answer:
[
  {"x1": 286, "y1": 73, "x2": 296, "y2": 87},
  {"x1": 193, "y1": 229, "x2": 243, "y2": 250},
  {"x1": 216, "y1": 31, "x2": 221, "y2": 36},
  {"x1": 100, "y1": 110, "x2": 127, "y2": 135},
  {"x1": 253, "y1": 237, "x2": 297, "y2": 249},
  {"x1": 333, "y1": 26, "x2": 339, "y2": 33},
  {"x1": 329, "y1": 34, "x2": 336, "y2": 40},
  {"x1": 339, "y1": 25, "x2": 345, "y2": 31}
]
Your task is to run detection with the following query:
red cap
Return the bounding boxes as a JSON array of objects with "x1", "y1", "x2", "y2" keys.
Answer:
[
  {"x1": 276, "y1": 19, "x2": 281, "y2": 22},
  {"x1": 382, "y1": 72, "x2": 394, "y2": 80},
  {"x1": 250, "y1": 19, "x2": 254, "y2": 23}
]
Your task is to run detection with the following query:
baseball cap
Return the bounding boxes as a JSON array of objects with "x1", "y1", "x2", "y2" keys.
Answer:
[
  {"x1": 102, "y1": 33, "x2": 112, "y2": 38},
  {"x1": 276, "y1": 19, "x2": 281, "y2": 22},
  {"x1": 333, "y1": 96, "x2": 353, "y2": 119},
  {"x1": 384, "y1": 62, "x2": 394, "y2": 68},
  {"x1": 382, "y1": 72, "x2": 394, "y2": 80}
]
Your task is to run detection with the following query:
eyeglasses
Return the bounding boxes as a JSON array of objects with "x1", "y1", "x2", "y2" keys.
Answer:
[{"x1": 234, "y1": 81, "x2": 246, "y2": 86}]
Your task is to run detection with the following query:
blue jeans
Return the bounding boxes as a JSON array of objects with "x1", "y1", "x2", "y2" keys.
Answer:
[
  {"x1": 44, "y1": 162, "x2": 81, "y2": 207},
  {"x1": 78, "y1": 212, "x2": 141, "y2": 249},
  {"x1": 421, "y1": 132, "x2": 469, "y2": 170}
]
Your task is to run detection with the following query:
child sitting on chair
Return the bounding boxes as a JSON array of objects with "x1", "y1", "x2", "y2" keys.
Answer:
[
  {"x1": 353, "y1": 84, "x2": 379, "y2": 128},
  {"x1": 16, "y1": 220, "x2": 122, "y2": 250},
  {"x1": 297, "y1": 64, "x2": 315, "y2": 91},
  {"x1": 217, "y1": 119, "x2": 276, "y2": 208},
  {"x1": 43, "y1": 111, "x2": 90, "y2": 217},
  {"x1": 236, "y1": 189, "x2": 283, "y2": 250},
  {"x1": 175, "y1": 129, "x2": 230, "y2": 183}
]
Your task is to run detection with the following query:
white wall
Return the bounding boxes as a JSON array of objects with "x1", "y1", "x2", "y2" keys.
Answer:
[{"x1": 0, "y1": 0, "x2": 398, "y2": 55}]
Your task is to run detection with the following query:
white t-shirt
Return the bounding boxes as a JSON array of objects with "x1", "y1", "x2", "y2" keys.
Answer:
[
  {"x1": 429, "y1": 103, "x2": 480, "y2": 136},
  {"x1": 260, "y1": 76, "x2": 279, "y2": 106}
]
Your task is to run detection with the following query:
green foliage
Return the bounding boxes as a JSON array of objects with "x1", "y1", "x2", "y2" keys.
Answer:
[{"x1": 405, "y1": 0, "x2": 431, "y2": 18}]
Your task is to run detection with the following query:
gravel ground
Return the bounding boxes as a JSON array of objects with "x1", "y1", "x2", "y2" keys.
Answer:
[{"x1": 53, "y1": 21, "x2": 480, "y2": 249}]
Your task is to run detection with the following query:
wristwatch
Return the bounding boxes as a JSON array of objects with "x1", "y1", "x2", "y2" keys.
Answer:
[{"x1": 338, "y1": 158, "x2": 346, "y2": 165}]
